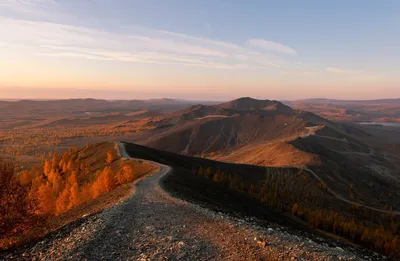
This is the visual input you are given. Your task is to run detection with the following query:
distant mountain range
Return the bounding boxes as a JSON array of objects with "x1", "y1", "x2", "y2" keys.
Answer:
[{"x1": 285, "y1": 98, "x2": 400, "y2": 123}]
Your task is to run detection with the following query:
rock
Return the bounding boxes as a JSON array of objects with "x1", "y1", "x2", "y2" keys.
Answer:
[{"x1": 335, "y1": 247, "x2": 344, "y2": 252}]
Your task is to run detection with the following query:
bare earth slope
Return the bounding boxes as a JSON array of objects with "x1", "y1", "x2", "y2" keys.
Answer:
[
  {"x1": 143, "y1": 97, "x2": 310, "y2": 157},
  {"x1": 2, "y1": 143, "x2": 380, "y2": 261}
]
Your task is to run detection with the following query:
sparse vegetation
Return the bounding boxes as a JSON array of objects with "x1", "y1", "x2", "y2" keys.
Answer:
[
  {"x1": 191, "y1": 165, "x2": 400, "y2": 258},
  {"x1": 0, "y1": 121, "x2": 157, "y2": 157}
]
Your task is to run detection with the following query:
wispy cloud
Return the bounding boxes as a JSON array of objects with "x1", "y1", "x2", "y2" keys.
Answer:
[
  {"x1": 326, "y1": 67, "x2": 361, "y2": 74},
  {"x1": 0, "y1": 0, "x2": 58, "y2": 18},
  {"x1": 153, "y1": 29, "x2": 243, "y2": 51},
  {"x1": 325, "y1": 67, "x2": 385, "y2": 82},
  {"x1": 0, "y1": 0, "x2": 297, "y2": 71},
  {"x1": 36, "y1": 45, "x2": 247, "y2": 69},
  {"x1": 303, "y1": 71, "x2": 318, "y2": 77},
  {"x1": 246, "y1": 39, "x2": 297, "y2": 55},
  {"x1": 0, "y1": 0, "x2": 55, "y2": 10},
  {"x1": 0, "y1": 16, "x2": 293, "y2": 70}
]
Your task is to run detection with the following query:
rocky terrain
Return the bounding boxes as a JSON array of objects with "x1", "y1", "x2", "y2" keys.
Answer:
[{"x1": 1, "y1": 145, "x2": 390, "y2": 261}]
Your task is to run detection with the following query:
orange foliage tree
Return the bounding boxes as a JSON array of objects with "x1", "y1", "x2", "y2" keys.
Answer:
[
  {"x1": 106, "y1": 151, "x2": 115, "y2": 164},
  {"x1": 1, "y1": 145, "x2": 155, "y2": 250},
  {"x1": 92, "y1": 167, "x2": 116, "y2": 198}
]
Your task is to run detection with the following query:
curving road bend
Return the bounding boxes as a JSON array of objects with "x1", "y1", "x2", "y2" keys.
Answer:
[{"x1": 2, "y1": 142, "x2": 382, "y2": 261}]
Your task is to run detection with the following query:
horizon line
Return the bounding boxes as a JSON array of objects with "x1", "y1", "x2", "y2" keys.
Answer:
[{"x1": 1, "y1": 97, "x2": 399, "y2": 102}]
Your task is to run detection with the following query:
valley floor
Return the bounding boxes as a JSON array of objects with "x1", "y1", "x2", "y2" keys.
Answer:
[{"x1": 3, "y1": 160, "x2": 384, "y2": 261}]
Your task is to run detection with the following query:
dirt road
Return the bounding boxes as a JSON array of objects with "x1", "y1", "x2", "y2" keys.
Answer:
[{"x1": 2, "y1": 143, "x2": 383, "y2": 261}]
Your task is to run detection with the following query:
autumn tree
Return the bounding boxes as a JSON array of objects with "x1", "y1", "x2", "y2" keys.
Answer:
[
  {"x1": 56, "y1": 185, "x2": 70, "y2": 214},
  {"x1": 92, "y1": 167, "x2": 116, "y2": 198},
  {"x1": 68, "y1": 172, "x2": 80, "y2": 209},
  {"x1": 51, "y1": 153, "x2": 60, "y2": 170},
  {"x1": 48, "y1": 169, "x2": 64, "y2": 196},
  {"x1": 19, "y1": 170, "x2": 33, "y2": 185},
  {"x1": 106, "y1": 151, "x2": 115, "y2": 164},
  {"x1": 43, "y1": 160, "x2": 52, "y2": 176},
  {"x1": 35, "y1": 182, "x2": 56, "y2": 215},
  {"x1": 102, "y1": 167, "x2": 116, "y2": 192}
]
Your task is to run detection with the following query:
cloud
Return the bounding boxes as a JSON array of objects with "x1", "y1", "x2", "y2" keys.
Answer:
[
  {"x1": 35, "y1": 51, "x2": 115, "y2": 61},
  {"x1": 0, "y1": 0, "x2": 295, "y2": 70},
  {"x1": 0, "y1": 0, "x2": 53, "y2": 9},
  {"x1": 36, "y1": 45, "x2": 247, "y2": 69},
  {"x1": 0, "y1": 0, "x2": 294, "y2": 71},
  {"x1": 303, "y1": 71, "x2": 318, "y2": 77},
  {"x1": 155, "y1": 29, "x2": 242, "y2": 51},
  {"x1": 0, "y1": 0, "x2": 57, "y2": 17},
  {"x1": 0, "y1": 16, "x2": 293, "y2": 70},
  {"x1": 260, "y1": 61, "x2": 281, "y2": 68},
  {"x1": 325, "y1": 67, "x2": 386, "y2": 82},
  {"x1": 326, "y1": 67, "x2": 361, "y2": 74},
  {"x1": 246, "y1": 39, "x2": 297, "y2": 55}
]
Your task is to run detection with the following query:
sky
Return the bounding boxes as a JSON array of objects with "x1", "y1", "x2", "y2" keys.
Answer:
[{"x1": 1, "y1": 0, "x2": 400, "y2": 100}]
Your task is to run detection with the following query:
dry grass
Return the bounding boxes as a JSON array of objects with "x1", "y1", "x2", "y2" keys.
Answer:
[{"x1": 214, "y1": 141, "x2": 320, "y2": 167}]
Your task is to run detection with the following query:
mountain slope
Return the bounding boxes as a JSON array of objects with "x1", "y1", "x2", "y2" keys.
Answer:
[
  {"x1": 128, "y1": 98, "x2": 400, "y2": 212},
  {"x1": 4, "y1": 142, "x2": 386, "y2": 261},
  {"x1": 121, "y1": 142, "x2": 399, "y2": 259},
  {"x1": 144, "y1": 98, "x2": 309, "y2": 155}
]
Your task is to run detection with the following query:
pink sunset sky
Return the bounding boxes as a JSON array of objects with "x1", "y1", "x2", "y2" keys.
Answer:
[{"x1": 1, "y1": 1, "x2": 399, "y2": 100}]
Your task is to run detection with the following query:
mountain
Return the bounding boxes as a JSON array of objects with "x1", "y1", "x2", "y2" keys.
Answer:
[
  {"x1": 126, "y1": 98, "x2": 400, "y2": 212},
  {"x1": 143, "y1": 98, "x2": 307, "y2": 154},
  {"x1": 214, "y1": 97, "x2": 294, "y2": 113},
  {"x1": 142, "y1": 97, "x2": 357, "y2": 158}
]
